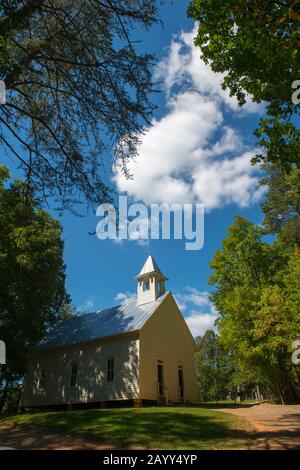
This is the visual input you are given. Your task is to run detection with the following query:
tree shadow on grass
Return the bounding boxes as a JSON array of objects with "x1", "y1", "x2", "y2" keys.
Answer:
[{"x1": 1, "y1": 408, "x2": 253, "y2": 450}]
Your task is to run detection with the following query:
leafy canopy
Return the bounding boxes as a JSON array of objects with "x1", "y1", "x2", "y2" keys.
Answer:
[
  {"x1": 209, "y1": 216, "x2": 300, "y2": 403},
  {"x1": 0, "y1": 166, "x2": 69, "y2": 390},
  {"x1": 260, "y1": 165, "x2": 300, "y2": 245},
  {"x1": 188, "y1": 0, "x2": 300, "y2": 168},
  {"x1": 0, "y1": 1, "x2": 161, "y2": 208}
]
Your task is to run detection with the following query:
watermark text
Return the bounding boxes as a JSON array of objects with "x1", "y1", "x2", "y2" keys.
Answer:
[{"x1": 96, "y1": 197, "x2": 204, "y2": 251}]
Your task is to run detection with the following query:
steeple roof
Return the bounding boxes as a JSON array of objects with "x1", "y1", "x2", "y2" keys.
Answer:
[{"x1": 135, "y1": 255, "x2": 167, "y2": 280}]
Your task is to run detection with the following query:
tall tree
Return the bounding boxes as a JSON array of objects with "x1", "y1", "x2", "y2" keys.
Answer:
[
  {"x1": 209, "y1": 216, "x2": 300, "y2": 404},
  {"x1": 196, "y1": 330, "x2": 236, "y2": 402},
  {"x1": 188, "y1": 0, "x2": 300, "y2": 169},
  {"x1": 188, "y1": 0, "x2": 300, "y2": 403},
  {"x1": 0, "y1": 1, "x2": 161, "y2": 208},
  {"x1": 0, "y1": 166, "x2": 69, "y2": 412}
]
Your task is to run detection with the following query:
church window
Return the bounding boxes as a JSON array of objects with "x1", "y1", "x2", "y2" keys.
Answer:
[
  {"x1": 107, "y1": 358, "x2": 114, "y2": 382},
  {"x1": 37, "y1": 370, "x2": 46, "y2": 392},
  {"x1": 70, "y1": 364, "x2": 78, "y2": 387}
]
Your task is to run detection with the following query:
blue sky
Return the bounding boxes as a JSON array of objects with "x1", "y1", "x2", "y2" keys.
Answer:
[{"x1": 4, "y1": 1, "x2": 267, "y2": 337}]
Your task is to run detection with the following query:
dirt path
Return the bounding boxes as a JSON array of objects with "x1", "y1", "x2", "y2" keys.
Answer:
[{"x1": 219, "y1": 403, "x2": 300, "y2": 450}]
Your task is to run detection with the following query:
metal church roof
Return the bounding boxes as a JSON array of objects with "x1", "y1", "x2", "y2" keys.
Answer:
[{"x1": 36, "y1": 292, "x2": 169, "y2": 351}]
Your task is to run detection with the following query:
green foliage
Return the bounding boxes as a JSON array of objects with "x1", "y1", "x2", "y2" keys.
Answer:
[
  {"x1": 188, "y1": 0, "x2": 300, "y2": 403},
  {"x1": 209, "y1": 216, "x2": 300, "y2": 404},
  {"x1": 196, "y1": 330, "x2": 237, "y2": 402},
  {"x1": 0, "y1": 1, "x2": 161, "y2": 208},
  {"x1": 260, "y1": 165, "x2": 300, "y2": 246},
  {"x1": 0, "y1": 166, "x2": 69, "y2": 410},
  {"x1": 253, "y1": 119, "x2": 300, "y2": 168},
  {"x1": 188, "y1": 0, "x2": 300, "y2": 168},
  {"x1": 188, "y1": 0, "x2": 299, "y2": 107}
]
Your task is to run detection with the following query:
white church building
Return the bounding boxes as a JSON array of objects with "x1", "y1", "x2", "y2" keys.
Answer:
[{"x1": 22, "y1": 256, "x2": 198, "y2": 408}]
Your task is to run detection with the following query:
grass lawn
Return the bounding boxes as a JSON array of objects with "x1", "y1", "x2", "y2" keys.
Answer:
[{"x1": 1, "y1": 407, "x2": 253, "y2": 450}]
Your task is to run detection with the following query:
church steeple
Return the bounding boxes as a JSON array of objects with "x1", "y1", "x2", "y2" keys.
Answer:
[{"x1": 135, "y1": 256, "x2": 168, "y2": 306}]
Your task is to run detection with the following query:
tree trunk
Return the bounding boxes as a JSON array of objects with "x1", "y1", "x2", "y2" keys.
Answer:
[
  {"x1": 0, "y1": 381, "x2": 9, "y2": 415},
  {"x1": 15, "y1": 388, "x2": 22, "y2": 413},
  {"x1": 277, "y1": 359, "x2": 299, "y2": 404}
]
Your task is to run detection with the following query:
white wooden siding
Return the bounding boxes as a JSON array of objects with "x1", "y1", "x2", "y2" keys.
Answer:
[{"x1": 22, "y1": 333, "x2": 139, "y2": 406}]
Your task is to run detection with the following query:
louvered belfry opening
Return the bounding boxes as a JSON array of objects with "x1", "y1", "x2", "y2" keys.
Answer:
[{"x1": 135, "y1": 256, "x2": 168, "y2": 306}]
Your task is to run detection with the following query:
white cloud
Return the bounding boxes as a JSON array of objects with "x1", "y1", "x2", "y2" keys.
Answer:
[
  {"x1": 185, "y1": 312, "x2": 218, "y2": 337},
  {"x1": 115, "y1": 91, "x2": 222, "y2": 205},
  {"x1": 176, "y1": 287, "x2": 214, "y2": 311},
  {"x1": 192, "y1": 151, "x2": 266, "y2": 209},
  {"x1": 114, "y1": 291, "x2": 136, "y2": 305},
  {"x1": 114, "y1": 24, "x2": 264, "y2": 211},
  {"x1": 180, "y1": 288, "x2": 210, "y2": 308},
  {"x1": 175, "y1": 287, "x2": 219, "y2": 337},
  {"x1": 156, "y1": 25, "x2": 261, "y2": 113},
  {"x1": 78, "y1": 296, "x2": 95, "y2": 312}
]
